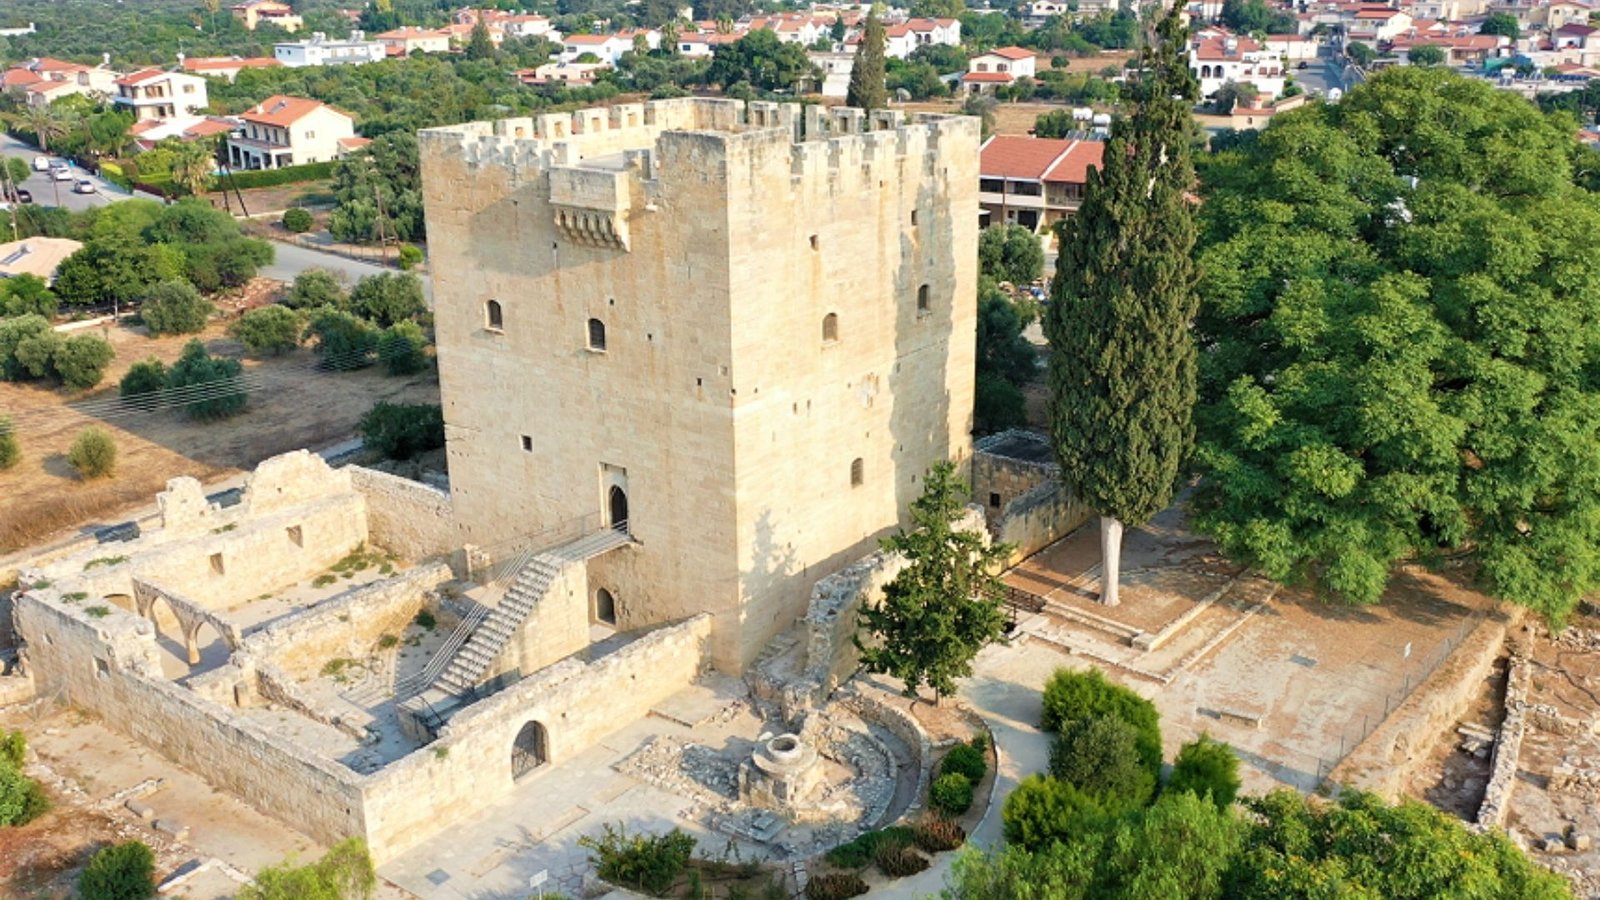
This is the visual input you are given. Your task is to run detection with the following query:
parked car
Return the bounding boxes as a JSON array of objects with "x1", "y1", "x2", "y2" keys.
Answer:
[
  {"x1": 32, "y1": 156, "x2": 50, "y2": 172},
  {"x1": 73, "y1": 178, "x2": 94, "y2": 195},
  {"x1": 2, "y1": 185, "x2": 32, "y2": 204},
  {"x1": 51, "y1": 166, "x2": 73, "y2": 182},
  {"x1": 1297, "y1": 60, "x2": 1309, "y2": 70}
]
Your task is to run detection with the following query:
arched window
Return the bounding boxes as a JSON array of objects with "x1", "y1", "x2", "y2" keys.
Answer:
[
  {"x1": 595, "y1": 588, "x2": 617, "y2": 625},
  {"x1": 588, "y1": 317, "x2": 606, "y2": 351},
  {"x1": 485, "y1": 299, "x2": 503, "y2": 330},
  {"x1": 822, "y1": 313, "x2": 839, "y2": 343},
  {"x1": 917, "y1": 284, "x2": 930, "y2": 313},
  {"x1": 850, "y1": 458, "x2": 864, "y2": 487}
]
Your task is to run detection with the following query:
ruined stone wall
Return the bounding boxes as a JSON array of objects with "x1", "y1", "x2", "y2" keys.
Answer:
[
  {"x1": 235, "y1": 563, "x2": 451, "y2": 682},
  {"x1": 360, "y1": 613, "x2": 714, "y2": 862},
  {"x1": 423, "y1": 99, "x2": 978, "y2": 673},
  {"x1": 970, "y1": 431, "x2": 1089, "y2": 564},
  {"x1": 992, "y1": 481, "x2": 1091, "y2": 566},
  {"x1": 13, "y1": 591, "x2": 368, "y2": 848},
  {"x1": 349, "y1": 467, "x2": 459, "y2": 563},
  {"x1": 971, "y1": 431, "x2": 1056, "y2": 512}
]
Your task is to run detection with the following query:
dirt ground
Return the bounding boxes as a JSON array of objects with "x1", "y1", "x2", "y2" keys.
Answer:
[
  {"x1": 196, "y1": 180, "x2": 336, "y2": 218},
  {"x1": 0, "y1": 298, "x2": 440, "y2": 555}
]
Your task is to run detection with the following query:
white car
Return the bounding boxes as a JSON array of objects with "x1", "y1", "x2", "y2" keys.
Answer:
[
  {"x1": 32, "y1": 156, "x2": 50, "y2": 172},
  {"x1": 50, "y1": 166, "x2": 72, "y2": 182},
  {"x1": 73, "y1": 178, "x2": 95, "y2": 195}
]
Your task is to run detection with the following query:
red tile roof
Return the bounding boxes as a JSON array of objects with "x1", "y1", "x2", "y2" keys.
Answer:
[
  {"x1": 115, "y1": 68, "x2": 169, "y2": 87},
  {"x1": 241, "y1": 94, "x2": 342, "y2": 127},
  {"x1": 988, "y1": 46, "x2": 1034, "y2": 60},
  {"x1": 980, "y1": 135, "x2": 1074, "y2": 179},
  {"x1": 1, "y1": 68, "x2": 44, "y2": 88},
  {"x1": 963, "y1": 71, "x2": 1016, "y2": 83},
  {"x1": 1043, "y1": 140, "x2": 1104, "y2": 185},
  {"x1": 182, "y1": 56, "x2": 282, "y2": 72}
]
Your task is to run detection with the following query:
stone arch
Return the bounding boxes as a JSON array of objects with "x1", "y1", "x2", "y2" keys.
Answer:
[
  {"x1": 587, "y1": 317, "x2": 607, "y2": 351},
  {"x1": 822, "y1": 312, "x2": 839, "y2": 343},
  {"x1": 595, "y1": 587, "x2": 617, "y2": 626},
  {"x1": 486, "y1": 299, "x2": 503, "y2": 330},
  {"x1": 608, "y1": 485, "x2": 628, "y2": 532},
  {"x1": 511, "y1": 720, "x2": 549, "y2": 779}
]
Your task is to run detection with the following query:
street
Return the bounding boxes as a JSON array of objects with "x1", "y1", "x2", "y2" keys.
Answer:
[
  {"x1": 0, "y1": 131, "x2": 139, "y2": 213},
  {"x1": 1293, "y1": 44, "x2": 1352, "y2": 99}
]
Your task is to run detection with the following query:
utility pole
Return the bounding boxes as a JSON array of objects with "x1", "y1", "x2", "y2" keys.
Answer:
[
  {"x1": 372, "y1": 178, "x2": 390, "y2": 266},
  {"x1": 2, "y1": 165, "x2": 19, "y2": 241}
]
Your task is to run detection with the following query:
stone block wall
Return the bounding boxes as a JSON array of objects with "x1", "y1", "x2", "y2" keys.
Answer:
[
  {"x1": 993, "y1": 481, "x2": 1091, "y2": 566},
  {"x1": 349, "y1": 468, "x2": 460, "y2": 563},
  {"x1": 498, "y1": 558, "x2": 590, "y2": 680},
  {"x1": 971, "y1": 430, "x2": 1089, "y2": 564},
  {"x1": 360, "y1": 613, "x2": 714, "y2": 862}
]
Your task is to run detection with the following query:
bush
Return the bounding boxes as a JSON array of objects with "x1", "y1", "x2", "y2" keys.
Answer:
[
  {"x1": 0, "y1": 730, "x2": 24, "y2": 768},
  {"x1": 875, "y1": 842, "x2": 930, "y2": 877},
  {"x1": 221, "y1": 161, "x2": 336, "y2": 191},
  {"x1": 68, "y1": 427, "x2": 116, "y2": 479},
  {"x1": 396, "y1": 243, "x2": 423, "y2": 270},
  {"x1": 377, "y1": 320, "x2": 428, "y2": 375},
  {"x1": 0, "y1": 274, "x2": 58, "y2": 318},
  {"x1": 304, "y1": 306, "x2": 379, "y2": 369},
  {"x1": 0, "y1": 759, "x2": 50, "y2": 827},
  {"x1": 930, "y1": 772, "x2": 975, "y2": 816},
  {"x1": 825, "y1": 826, "x2": 916, "y2": 869},
  {"x1": 349, "y1": 272, "x2": 425, "y2": 327},
  {"x1": 282, "y1": 207, "x2": 314, "y2": 233},
  {"x1": 0, "y1": 416, "x2": 17, "y2": 470},
  {"x1": 230, "y1": 305, "x2": 303, "y2": 355},
  {"x1": 359, "y1": 402, "x2": 444, "y2": 460},
  {"x1": 968, "y1": 732, "x2": 990, "y2": 754},
  {"x1": 119, "y1": 358, "x2": 167, "y2": 406},
  {"x1": 1040, "y1": 667, "x2": 1162, "y2": 777},
  {"x1": 804, "y1": 873, "x2": 868, "y2": 900},
  {"x1": 12, "y1": 330, "x2": 61, "y2": 379},
  {"x1": 1001, "y1": 774, "x2": 1111, "y2": 851},
  {"x1": 236, "y1": 837, "x2": 375, "y2": 900},
  {"x1": 1166, "y1": 734, "x2": 1241, "y2": 809},
  {"x1": 1048, "y1": 714, "x2": 1156, "y2": 810},
  {"x1": 940, "y1": 743, "x2": 987, "y2": 783},
  {"x1": 186, "y1": 239, "x2": 273, "y2": 292},
  {"x1": 0, "y1": 314, "x2": 51, "y2": 380},
  {"x1": 284, "y1": 269, "x2": 347, "y2": 311},
  {"x1": 578, "y1": 823, "x2": 695, "y2": 896},
  {"x1": 53, "y1": 335, "x2": 115, "y2": 390},
  {"x1": 912, "y1": 816, "x2": 966, "y2": 853},
  {"x1": 140, "y1": 280, "x2": 213, "y2": 336},
  {"x1": 76, "y1": 841, "x2": 154, "y2": 900},
  {"x1": 166, "y1": 340, "x2": 246, "y2": 421}
]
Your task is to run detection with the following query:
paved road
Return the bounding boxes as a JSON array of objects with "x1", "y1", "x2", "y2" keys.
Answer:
[
  {"x1": 1295, "y1": 45, "x2": 1351, "y2": 99},
  {"x1": 0, "y1": 131, "x2": 142, "y2": 213},
  {"x1": 260, "y1": 240, "x2": 433, "y2": 302}
]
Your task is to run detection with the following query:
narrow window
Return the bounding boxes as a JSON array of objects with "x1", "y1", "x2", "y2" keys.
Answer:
[
  {"x1": 209, "y1": 553, "x2": 225, "y2": 575},
  {"x1": 286, "y1": 525, "x2": 303, "y2": 547},
  {"x1": 588, "y1": 318, "x2": 607, "y2": 351},
  {"x1": 989, "y1": 492, "x2": 1002, "y2": 508},
  {"x1": 822, "y1": 313, "x2": 839, "y2": 343},
  {"x1": 809, "y1": 234, "x2": 819, "y2": 250},
  {"x1": 911, "y1": 209, "x2": 919, "y2": 226},
  {"x1": 485, "y1": 299, "x2": 503, "y2": 331},
  {"x1": 917, "y1": 284, "x2": 930, "y2": 313},
  {"x1": 521, "y1": 435, "x2": 533, "y2": 452},
  {"x1": 850, "y1": 458, "x2": 864, "y2": 487}
]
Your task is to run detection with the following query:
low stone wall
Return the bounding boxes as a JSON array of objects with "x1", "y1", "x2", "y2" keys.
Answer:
[
  {"x1": 1478, "y1": 643, "x2": 1530, "y2": 829},
  {"x1": 1327, "y1": 606, "x2": 1521, "y2": 798},
  {"x1": 256, "y1": 663, "x2": 371, "y2": 743},
  {"x1": 360, "y1": 613, "x2": 715, "y2": 863},
  {"x1": 235, "y1": 563, "x2": 451, "y2": 682},
  {"x1": 349, "y1": 467, "x2": 460, "y2": 563},
  {"x1": 836, "y1": 685, "x2": 932, "y2": 825},
  {"x1": 992, "y1": 480, "x2": 1091, "y2": 566}
]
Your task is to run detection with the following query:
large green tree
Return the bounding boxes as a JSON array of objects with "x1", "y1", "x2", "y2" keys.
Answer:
[
  {"x1": 1192, "y1": 65, "x2": 1600, "y2": 622},
  {"x1": 705, "y1": 29, "x2": 816, "y2": 92},
  {"x1": 846, "y1": 12, "x2": 888, "y2": 111},
  {"x1": 329, "y1": 133, "x2": 424, "y2": 244},
  {"x1": 1045, "y1": 5, "x2": 1199, "y2": 606},
  {"x1": 854, "y1": 462, "x2": 1010, "y2": 701}
]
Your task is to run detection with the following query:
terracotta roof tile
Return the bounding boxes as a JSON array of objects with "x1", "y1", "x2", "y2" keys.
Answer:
[
  {"x1": 980, "y1": 135, "x2": 1074, "y2": 179},
  {"x1": 1043, "y1": 139, "x2": 1104, "y2": 185},
  {"x1": 240, "y1": 94, "x2": 342, "y2": 127}
]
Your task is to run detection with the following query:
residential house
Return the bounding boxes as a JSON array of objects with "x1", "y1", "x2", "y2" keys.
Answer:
[
  {"x1": 1542, "y1": 0, "x2": 1594, "y2": 29},
  {"x1": 0, "y1": 237, "x2": 83, "y2": 283},
  {"x1": 1388, "y1": 31, "x2": 1508, "y2": 63},
  {"x1": 882, "y1": 18, "x2": 961, "y2": 58},
  {"x1": 743, "y1": 14, "x2": 829, "y2": 45},
  {"x1": 978, "y1": 135, "x2": 1105, "y2": 232},
  {"x1": 516, "y1": 62, "x2": 605, "y2": 86},
  {"x1": 1229, "y1": 90, "x2": 1307, "y2": 129},
  {"x1": 1264, "y1": 33, "x2": 1319, "y2": 60},
  {"x1": 226, "y1": 95, "x2": 357, "y2": 169},
  {"x1": 128, "y1": 116, "x2": 235, "y2": 151},
  {"x1": 112, "y1": 69, "x2": 209, "y2": 122},
  {"x1": 451, "y1": 8, "x2": 559, "y2": 41},
  {"x1": 180, "y1": 56, "x2": 283, "y2": 82},
  {"x1": 810, "y1": 51, "x2": 855, "y2": 97},
  {"x1": 1346, "y1": 6, "x2": 1414, "y2": 43},
  {"x1": 962, "y1": 46, "x2": 1037, "y2": 93},
  {"x1": 1190, "y1": 30, "x2": 1286, "y2": 99},
  {"x1": 1026, "y1": 0, "x2": 1072, "y2": 25},
  {"x1": 4, "y1": 57, "x2": 118, "y2": 107},
  {"x1": 1554, "y1": 21, "x2": 1598, "y2": 49},
  {"x1": 375, "y1": 27, "x2": 453, "y2": 56},
  {"x1": 273, "y1": 31, "x2": 386, "y2": 67},
  {"x1": 231, "y1": 0, "x2": 303, "y2": 32},
  {"x1": 676, "y1": 32, "x2": 742, "y2": 58},
  {"x1": 560, "y1": 31, "x2": 658, "y2": 64}
]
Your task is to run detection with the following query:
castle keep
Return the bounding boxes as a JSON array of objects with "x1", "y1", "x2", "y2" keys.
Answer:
[{"x1": 420, "y1": 98, "x2": 981, "y2": 670}]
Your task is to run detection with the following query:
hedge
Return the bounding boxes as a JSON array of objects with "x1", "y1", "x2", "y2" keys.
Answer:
[
  {"x1": 216, "y1": 161, "x2": 336, "y2": 191},
  {"x1": 99, "y1": 161, "x2": 134, "y2": 192}
]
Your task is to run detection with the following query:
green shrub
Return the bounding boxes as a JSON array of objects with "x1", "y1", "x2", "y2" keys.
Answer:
[
  {"x1": 68, "y1": 427, "x2": 116, "y2": 479},
  {"x1": 0, "y1": 314, "x2": 51, "y2": 380},
  {"x1": 282, "y1": 207, "x2": 314, "y2": 233},
  {"x1": 230, "y1": 305, "x2": 303, "y2": 355},
  {"x1": 940, "y1": 743, "x2": 987, "y2": 782},
  {"x1": 119, "y1": 357, "x2": 167, "y2": 406},
  {"x1": 912, "y1": 816, "x2": 966, "y2": 853},
  {"x1": 1040, "y1": 667, "x2": 1162, "y2": 776},
  {"x1": 1166, "y1": 734, "x2": 1241, "y2": 809},
  {"x1": 12, "y1": 329, "x2": 61, "y2": 379},
  {"x1": 0, "y1": 416, "x2": 18, "y2": 470},
  {"x1": 930, "y1": 772, "x2": 974, "y2": 816},
  {"x1": 284, "y1": 270, "x2": 348, "y2": 311},
  {"x1": 304, "y1": 306, "x2": 379, "y2": 369},
  {"x1": 359, "y1": 402, "x2": 444, "y2": 460},
  {"x1": 349, "y1": 272, "x2": 425, "y2": 327},
  {"x1": 0, "y1": 733, "x2": 51, "y2": 827},
  {"x1": 1001, "y1": 774, "x2": 1111, "y2": 851},
  {"x1": 140, "y1": 280, "x2": 213, "y2": 336},
  {"x1": 875, "y1": 842, "x2": 930, "y2": 878},
  {"x1": 0, "y1": 274, "x2": 58, "y2": 318},
  {"x1": 0, "y1": 730, "x2": 24, "y2": 768},
  {"x1": 804, "y1": 873, "x2": 868, "y2": 900},
  {"x1": 1048, "y1": 713, "x2": 1156, "y2": 809},
  {"x1": 377, "y1": 320, "x2": 428, "y2": 375},
  {"x1": 968, "y1": 732, "x2": 990, "y2": 754},
  {"x1": 825, "y1": 825, "x2": 916, "y2": 869},
  {"x1": 396, "y1": 243, "x2": 423, "y2": 270},
  {"x1": 579, "y1": 823, "x2": 695, "y2": 896},
  {"x1": 414, "y1": 609, "x2": 436, "y2": 630},
  {"x1": 53, "y1": 335, "x2": 116, "y2": 390},
  {"x1": 166, "y1": 340, "x2": 246, "y2": 421},
  {"x1": 220, "y1": 161, "x2": 336, "y2": 191},
  {"x1": 236, "y1": 837, "x2": 375, "y2": 900},
  {"x1": 76, "y1": 841, "x2": 154, "y2": 899}
]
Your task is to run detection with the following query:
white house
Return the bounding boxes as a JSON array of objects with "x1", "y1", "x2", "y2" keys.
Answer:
[
  {"x1": 226, "y1": 95, "x2": 358, "y2": 170},
  {"x1": 962, "y1": 46, "x2": 1036, "y2": 92},
  {"x1": 810, "y1": 50, "x2": 855, "y2": 97},
  {"x1": 882, "y1": 18, "x2": 961, "y2": 58},
  {"x1": 1264, "y1": 33, "x2": 1319, "y2": 61},
  {"x1": 111, "y1": 69, "x2": 209, "y2": 122},
  {"x1": 374, "y1": 27, "x2": 453, "y2": 56},
  {"x1": 1189, "y1": 31, "x2": 1285, "y2": 99},
  {"x1": 180, "y1": 56, "x2": 283, "y2": 82},
  {"x1": 1025, "y1": 1, "x2": 1071, "y2": 25},
  {"x1": 560, "y1": 30, "x2": 658, "y2": 64},
  {"x1": 272, "y1": 31, "x2": 387, "y2": 67}
]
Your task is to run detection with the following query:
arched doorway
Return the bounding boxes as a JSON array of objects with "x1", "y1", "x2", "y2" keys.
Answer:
[
  {"x1": 608, "y1": 485, "x2": 628, "y2": 532},
  {"x1": 511, "y1": 721, "x2": 548, "y2": 780},
  {"x1": 595, "y1": 588, "x2": 617, "y2": 626}
]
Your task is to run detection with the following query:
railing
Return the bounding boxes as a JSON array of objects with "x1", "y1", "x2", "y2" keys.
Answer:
[
  {"x1": 1003, "y1": 584, "x2": 1047, "y2": 614},
  {"x1": 469, "y1": 511, "x2": 604, "y2": 585}
]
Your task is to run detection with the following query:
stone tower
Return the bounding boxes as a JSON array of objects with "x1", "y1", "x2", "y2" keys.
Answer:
[{"x1": 420, "y1": 98, "x2": 979, "y2": 671}]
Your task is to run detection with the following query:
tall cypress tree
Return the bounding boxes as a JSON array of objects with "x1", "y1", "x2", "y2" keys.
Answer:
[
  {"x1": 847, "y1": 12, "x2": 888, "y2": 111},
  {"x1": 1044, "y1": 5, "x2": 1198, "y2": 606}
]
